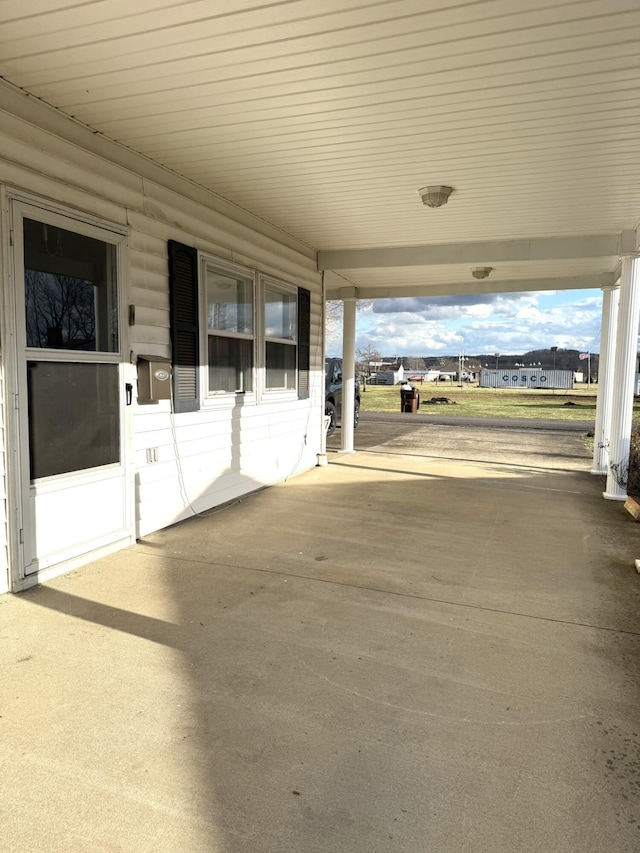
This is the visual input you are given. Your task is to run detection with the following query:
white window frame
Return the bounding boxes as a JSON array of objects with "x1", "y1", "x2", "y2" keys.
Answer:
[
  {"x1": 260, "y1": 275, "x2": 298, "y2": 400},
  {"x1": 200, "y1": 254, "x2": 256, "y2": 406}
]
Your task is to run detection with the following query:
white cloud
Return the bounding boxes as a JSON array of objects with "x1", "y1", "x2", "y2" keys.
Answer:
[{"x1": 324, "y1": 289, "x2": 605, "y2": 357}]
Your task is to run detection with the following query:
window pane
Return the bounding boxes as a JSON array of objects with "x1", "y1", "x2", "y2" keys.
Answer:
[
  {"x1": 27, "y1": 361, "x2": 120, "y2": 480},
  {"x1": 208, "y1": 336, "x2": 253, "y2": 393},
  {"x1": 266, "y1": 341, "x2": 296, "y2": 390},
  {"x1": 23, "y1": 219, "x2": 118, "y2": 352},
  {"x1": 265, "y1": 287, "x2": 296, "y2": 340},
  {"x1": 206, "y1": 267, "x2": 253, "y2": 334}
]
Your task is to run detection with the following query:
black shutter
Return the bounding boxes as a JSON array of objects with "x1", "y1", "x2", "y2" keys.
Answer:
[
  {"x1": 297, "y1": 287, "x2": 311, "y2": 399},
  {"x1": 168, "y1": 240, "x2": 200, "y2": 413}
]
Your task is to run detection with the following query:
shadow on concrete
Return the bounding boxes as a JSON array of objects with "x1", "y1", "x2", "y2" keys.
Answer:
[{"x1": 4, "y1": 425, "x2": 640, "y2": 852}]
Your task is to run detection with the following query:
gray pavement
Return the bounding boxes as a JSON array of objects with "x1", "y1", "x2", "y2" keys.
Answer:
[{"x1": 2, "y1": 418, "x2": 640, "y2": 852}]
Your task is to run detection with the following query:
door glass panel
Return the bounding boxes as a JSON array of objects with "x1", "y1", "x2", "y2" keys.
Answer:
[
  {"x1": 23, "y1": 218, "x2": 118, "y2": 352},
  {"x1": 27, "y1": 361, "x2": 120, "y2": 480}
]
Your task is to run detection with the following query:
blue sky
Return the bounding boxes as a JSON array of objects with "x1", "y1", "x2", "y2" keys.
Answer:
[{"x1": 326, "y1": 288, "x2": 604, "y2": 358}]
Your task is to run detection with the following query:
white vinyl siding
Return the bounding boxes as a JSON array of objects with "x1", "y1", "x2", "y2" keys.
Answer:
[{"x1": 0, "y1": 98, "x2": 323, "y2": 583}]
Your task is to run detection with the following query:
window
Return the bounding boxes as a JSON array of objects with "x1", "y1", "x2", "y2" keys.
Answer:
[
  {"x1": 168, "y1": 241, "x2": 311, "y2": 408},
  {"x1": 264, "y1": 281, "x2": 297, "y2": 391},
  {"x1": 205, "y1": 262, "x2": 254, "y2": 394},
  {"x1": 23, "y1": 218, "x2": 118, "y2": 353}
]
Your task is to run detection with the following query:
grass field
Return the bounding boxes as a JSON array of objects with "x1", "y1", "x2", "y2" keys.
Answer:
[{"x1": 359, "y1": 382, "x2": 611, "y2": 421}]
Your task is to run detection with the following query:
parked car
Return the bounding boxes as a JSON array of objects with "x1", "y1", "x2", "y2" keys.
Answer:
[{"x1": 325, "y1": 357, "x2": 361, "y2": 436}]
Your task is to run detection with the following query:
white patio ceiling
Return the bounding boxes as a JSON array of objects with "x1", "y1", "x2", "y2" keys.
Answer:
[{"x1": 0, "y1": 0, "x2": 638, "y2": 299}]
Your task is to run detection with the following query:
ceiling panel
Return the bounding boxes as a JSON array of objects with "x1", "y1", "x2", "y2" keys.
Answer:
[{"x1": 0, "y1": 0, "x2": 637, "y2": 295}]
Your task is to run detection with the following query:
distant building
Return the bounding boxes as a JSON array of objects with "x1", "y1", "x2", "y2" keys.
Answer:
[{"x1": 480, "y1": 368, "x2": 573, "y2": 390}]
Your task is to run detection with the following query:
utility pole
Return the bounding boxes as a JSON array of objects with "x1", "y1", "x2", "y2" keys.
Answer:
[{"x1": 458, "y1": 351, "x2": 465, "y2": 387}]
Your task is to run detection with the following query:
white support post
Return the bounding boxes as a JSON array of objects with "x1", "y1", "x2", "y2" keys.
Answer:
[
  {"x1": 591, "y1": 283, "x2": 620, "y2": 475},
  {"x1": 340, "y1": 297, "x2": 357, "y2": 454},
  {"x1": 604, "y1": 255, "x2": 640, "y2": 500}
]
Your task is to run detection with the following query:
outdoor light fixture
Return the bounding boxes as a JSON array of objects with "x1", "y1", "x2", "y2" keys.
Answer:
[
  {"x1": 472, "y1": 267, "x2": 493, "y2": 279},
  {"x1": 418, "y1": 185, "x2": 453, "y2": 208}
]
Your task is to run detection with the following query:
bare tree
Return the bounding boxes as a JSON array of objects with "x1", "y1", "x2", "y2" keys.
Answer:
[
  {"x1": 405, "y1": 356, "x2": 425, "y2": 371},
  {"x1": 357, "y1": 345, "x2": 381, "y2": 375},
  {"x1": 25, "y1": 270, "x2": 96, "y2": 349},
  {"x1": 325, "y1": 299, "x2": 376, "y2": 355},
  {"x1": 325, "y1": 300, "x2": 343, "y2": 349}
]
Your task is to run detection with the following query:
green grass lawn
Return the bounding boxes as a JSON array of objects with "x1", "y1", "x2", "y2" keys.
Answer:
[{"x1": 359, "y1": 382, "x2": 613, "y2": 421}]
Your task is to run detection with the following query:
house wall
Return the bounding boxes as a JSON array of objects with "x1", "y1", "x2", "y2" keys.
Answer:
[{"x1": 0, "y1": 88, "x2": 323, "y2": 592}]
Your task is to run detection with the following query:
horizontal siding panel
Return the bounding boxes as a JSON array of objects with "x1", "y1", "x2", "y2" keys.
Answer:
[
  {"x1": 130, "y1": 246, "x2": 170, "y2": 279},
  {"x1": 129, "y1": 210, "x2": 235, "y2": 266},
  {"x1": 129, "y1": 229, "x2": 167, "y2": 257},
  {"x1": 136, "y1": 447, "x2": 313, "y2": 511},
  {"x1": 0, "y1": 157, "x2": 129, "y2": 227},
  {"x1": 129, "y1": 342, "x2": 168, "y2": 360},
  {"x1": 0, "y1": 118, "x2": 144, "y2": 211},
  {"x1": 132, "y1": 405, "x2": 321, "y2": 450},
  {"x1": 134, "y1": 428, "x2": 268, "y2": 459},
  {"x1": 133, "y1": 409, "x2": 271, "y2": 438},
  {"x1": 129, "y1": 305, "x2": 169, "y2": 330},
  {"x1": 133, "y1": 193, "x2": 316, "y2": 269},
  {"x1": 140, "y1": 184, "x2": 320, "y2": 286},
  {"x1": 130, "y1": 322, "x2": 170, "y2": 349},
  {"x1": 130, "y1": 286, "x2": 169, "y2": 312},
  {"x1": 137, "y1": 477, "x2": 267, "y2": 538}
]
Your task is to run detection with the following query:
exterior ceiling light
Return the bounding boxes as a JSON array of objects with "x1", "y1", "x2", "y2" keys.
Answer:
[
  {"x1": 472, "y1": 267, "x2": 493, "y2": 279},
  {"x1": 418, "y1": 185, "x2": 453, "y2": 208}
]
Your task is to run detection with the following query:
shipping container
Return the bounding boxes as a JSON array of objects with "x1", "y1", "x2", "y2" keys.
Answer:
[{"x1": 480, "y1": 368, "x2": 574, "y2": 390}]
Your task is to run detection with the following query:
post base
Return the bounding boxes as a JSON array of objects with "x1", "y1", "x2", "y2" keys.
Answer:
[{"x1": 603, "y1": 490, "x2": 627, "y2": 501}]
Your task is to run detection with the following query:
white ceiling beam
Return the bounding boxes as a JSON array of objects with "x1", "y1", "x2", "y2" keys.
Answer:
[
  {"x1": 621, "y1": 229, "x2": 640, "y2": 254},
  {"x1": 318, "y1": 235, "x2": 620, "y2": 270},
  {"x1": 325, "y1": 274, "x2": 611, "y2": 301}
]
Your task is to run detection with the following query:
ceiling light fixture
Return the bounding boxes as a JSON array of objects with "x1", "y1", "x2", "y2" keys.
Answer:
[
  {"x1": 418, "y1": 185, "x2": 453, "y2": 208},
  {"x1": 472, "y1": 267, "x2": 493, "y2": 279}
]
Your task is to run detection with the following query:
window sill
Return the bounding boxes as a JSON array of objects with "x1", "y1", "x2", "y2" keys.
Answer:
[{"x1": 201, "y1": 391, "x2": 257, "y2": 409}]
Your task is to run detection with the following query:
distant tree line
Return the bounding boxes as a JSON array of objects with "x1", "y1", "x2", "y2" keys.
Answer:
[{"x1": 383, "y1": 349, "x2": 600, "y2": 375}]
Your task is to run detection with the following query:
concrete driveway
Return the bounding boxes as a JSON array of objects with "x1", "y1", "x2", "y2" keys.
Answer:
[
  {"x1": 331, "y1": 411, "x2": 595, "y2": 470},
  {"x1": 2, "y1": 417, "x2": 640, "y2": 852}
]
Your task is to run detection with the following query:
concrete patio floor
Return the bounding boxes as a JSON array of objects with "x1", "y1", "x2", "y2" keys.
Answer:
[{"x1": 2, "y1": 420, "x2": 640, "y2": 852}]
